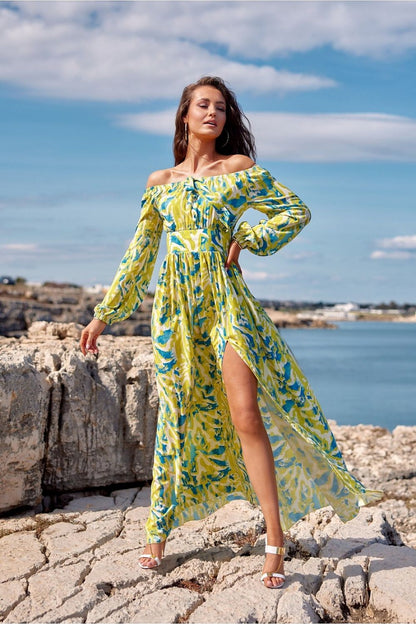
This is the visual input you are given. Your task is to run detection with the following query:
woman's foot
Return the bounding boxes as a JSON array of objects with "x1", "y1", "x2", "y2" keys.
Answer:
[
  {"x1": 261, "y1": 533, "x2": 285, "y2": 589},
  {"x1": 138, "y1": 540, "x2": 166, "y2": 569}
]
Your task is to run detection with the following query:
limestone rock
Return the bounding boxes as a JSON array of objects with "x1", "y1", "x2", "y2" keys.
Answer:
[
  {"x1": 0, "y1": 531, "x2": 46, "y2": 583},
  {"x1": 319, "y1": 507, "x2": 398, "y2": 558},
  {"x1": 0, "y1": 579, "x2": 27, "y2": 619},
  {"x1": 41, "y1": 344, "x2": 158, "y2": 492},
  {"x1": 4, "y1": 560, "x2": 91, "y2": 622},
  {"x1": 28, "y1": 320, "x2": 83, "y2": 340},
  {"x1": 0, "y1": 327, "x2": 158, "y2": 513},
  {"x1": 126, "y1": 587, "x2": 204, "y2": 624},
  {"x1": 337, "y1": 556, "x2": 368, "y2": 609},
  {"x1": 160, "y1": 523, "x2": 209, "y2": 572},
  {"x1": 111, "y1": 487, "x2": 141, "y2": 511},
  {"x1": 1, "y1": 494, "x2": 416, "y2": 624},
  {"x1": 85, "y1": 549, "x2": 164, "y2": 592},
  {"x1": 0, "y1": 516, "x2": 38, "y2": 537},
  {"x1": 189, "y1": 563, "x2": 280, "y2": 624},
  {"x1": 202, "y1": 498, "x2": 265, "y2": 549},
  {"x1": 85, "y1": 586, "x2": 143, "y2": 623},
  {"x1": 211, "y1": 553, "x2": 264, "y2": 592},
  {"x1": 276, "y1": 582, "x2": 324, "y2": 623},
  {"x1": 165, "y1": 557, "x2": 219, "y2": 592},
  {"x1": 0, "y1": 350, "x2": 50, "y2": 511},
  {"x1": 0, "y1": 285, "x2": 153, "y2": 338},
  {"x1": 285, "y1": 557, "x2": 324, "y2": 595},
  {"x1": 56, "y1": 494, "x2": 117, "y2": 513},
  {"x1": 287, "y1": 505, "x2": 397, "y2": 561},
  {"x1": 363, "y1": 542, "x2": 416, "y2": 623},
  {"x1": 33, "y1": 585, "x2": 105, "y2": 623},
  {"x1": 331, "y1": 421, "x2": 416, "y2": 548},
  {"x1": 315, "y1": 571, "x2": 344, "y2": 620},
  {"x1": 40, "y1": 510, "x2": 123, "y2": 565}
]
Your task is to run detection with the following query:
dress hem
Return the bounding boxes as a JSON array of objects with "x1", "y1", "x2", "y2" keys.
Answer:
[
  {"x1": 145, "y1": 484, "x2": 383, "y2": 543},
  {"x1": 146, "y1": 489, "x2": 258, "y2": 543}
]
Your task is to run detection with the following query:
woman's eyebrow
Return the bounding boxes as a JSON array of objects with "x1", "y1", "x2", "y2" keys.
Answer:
[{"x1": 197, "y1": 97, "x2": 226, "y2": 105}]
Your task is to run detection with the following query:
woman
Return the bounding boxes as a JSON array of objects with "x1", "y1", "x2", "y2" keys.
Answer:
[{"x1": 80, "y1": 76, "x2": 381, "y2": 589}]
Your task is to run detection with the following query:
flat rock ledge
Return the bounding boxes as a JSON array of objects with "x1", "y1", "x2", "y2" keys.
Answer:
[{"x1": 0, "y1": 493, "x2": 415, "y2": 624}]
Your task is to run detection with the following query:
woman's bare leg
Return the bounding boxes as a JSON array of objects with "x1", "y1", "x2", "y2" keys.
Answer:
[{"x1": 222, "y1": 342, "x2": 284, "y2": 588}]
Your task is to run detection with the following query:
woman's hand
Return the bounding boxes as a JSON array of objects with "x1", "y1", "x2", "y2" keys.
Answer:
[
  {"x1": 225, "y1": 239, "x2": 242, "y2": 274},
  {"x1": 79, "y1": 318, "x2": 107, "y2": 356}
]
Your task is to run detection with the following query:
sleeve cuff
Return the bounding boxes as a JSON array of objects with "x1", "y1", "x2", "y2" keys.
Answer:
[
  {"x1": 232, "y1": 221, "x2": 252, "y2": 249},
  {"x1": 93, "y1": 306, "x2": 113, "y2": 325}
]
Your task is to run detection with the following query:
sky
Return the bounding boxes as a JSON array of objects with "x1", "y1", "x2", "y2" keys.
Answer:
[{"x1": 1, "y1": 0, "x2": 415, "y2": 304}]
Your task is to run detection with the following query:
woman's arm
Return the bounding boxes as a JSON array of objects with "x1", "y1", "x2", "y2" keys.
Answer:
[
  {"x1": 80, "y1": 186, "x2": 162, "y2": 355},
  {"x1": 232, "y1": 169, "x2": 311, "y2": 256}
]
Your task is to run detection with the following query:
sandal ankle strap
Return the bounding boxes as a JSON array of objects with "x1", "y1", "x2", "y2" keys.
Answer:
[{"x1": 265, "y1": 544, "x2": 285, "y2": 555}]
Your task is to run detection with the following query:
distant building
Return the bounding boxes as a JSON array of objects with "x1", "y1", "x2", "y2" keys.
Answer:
[
  {"x1": 84, "y1": 284, "x2": 110, "y2": 294},
  {"x1": 297, "y1": 302, "x2": 359, "y2": 322}
]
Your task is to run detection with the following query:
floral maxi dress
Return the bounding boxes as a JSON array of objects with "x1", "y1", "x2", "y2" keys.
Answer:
[{"x1": 94, "y1": 164, "x2": 381, "y2": 543}]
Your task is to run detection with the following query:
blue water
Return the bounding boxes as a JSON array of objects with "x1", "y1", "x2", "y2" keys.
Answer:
[{"x1": 280, "y1": 321, "x2": 416, "y2": 430}]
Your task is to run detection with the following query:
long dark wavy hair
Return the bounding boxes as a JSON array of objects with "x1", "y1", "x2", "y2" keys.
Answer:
[{"x1": 173, "y1": 76, "x2": 256, "y2": 165}]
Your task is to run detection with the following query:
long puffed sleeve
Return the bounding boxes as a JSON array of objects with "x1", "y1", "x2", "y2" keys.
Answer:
[
  {"x1": 94, "y1": 188, "x2": 163, "y2": 325},
  {"x1": 232, "y1": 167, "x2": 311, "y2": 256}
]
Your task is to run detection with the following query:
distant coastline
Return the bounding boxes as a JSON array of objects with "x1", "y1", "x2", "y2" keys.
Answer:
[
  {"x1": 261, "y1": 300, "x2": 416, "y2": 326},
  {"x1": 0, "y1": 280, "x2": 415, "y2": 337},
  {"x1": 264, "y1": 308, "x2": 337, "y2": 329}
]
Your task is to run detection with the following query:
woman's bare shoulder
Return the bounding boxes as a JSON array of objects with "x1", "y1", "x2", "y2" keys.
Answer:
[
  {"x1": 146, "y1": 168, "x2": 174, "y2": 188},
  {"x1": 224, "y1": 154, "x2": 256, "y2": 173}
]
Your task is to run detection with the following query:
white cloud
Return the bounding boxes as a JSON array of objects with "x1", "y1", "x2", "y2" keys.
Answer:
[
  {"x1": 116, "y1": 109, "x2": 176, "y2": 134},
  {"x1": 242, "y1": 269, "x2": 270, "y2": 281},
  {"x1": 377, "y1": 235, "x2": 416, "y2": 250},
  {"x1": 371, "y1": 235, "x2": 416, "y2": 260},
  {"x1": 0, "y1": 241, "x2": 121, "y2": 262},
  {"x1": 243, "y1": 269, "x2": 289, "y2": 282},
  {"x1": 3, "y1": 1, "x2": 416, "y2": 104},
  {"x1": 250, "y1": 112, "x2": 416, "y2": 162},
  {"x1": 8, "y1": 1, "x2": 416, "y2": 61},
  {"x1": 116, "y1": 109, "x2": 416, "y2": 162},
  {"x1": 371, "y1": 250, "x2": 414, "y2": 260},
  {"x1": 0, "y1": 2, "x2": 335, "y2": 102},
  {"x1": 286, "y1": 251, "x2": 320, "y2": 262},
  {"x1": 1, "y1": 243, "x2": 39, "y2": 252},
  {"x1": 0, "y1": 190, "x2": 124, "y2": 210}
]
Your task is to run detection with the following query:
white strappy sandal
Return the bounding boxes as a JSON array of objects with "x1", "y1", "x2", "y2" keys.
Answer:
[
  {"x1": 138, "y1": 544, "x2": 164, "y2": 569},
  {"x1": 260, "y1": 536, "x2": 286, "y2": 589},
  {"x1": 138, "y1": 553, "x2": 162, "y2": 569}
]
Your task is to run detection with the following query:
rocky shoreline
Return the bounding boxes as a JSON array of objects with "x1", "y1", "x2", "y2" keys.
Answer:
[
  {"x1": 0, "y1": 285, "x2": 336, "y2": 338},
  {"x1": 0, "y1": 285, "x2": 153, "y2": 338},
  {"x1": 263, "y1": 308, "x2": 337, "y2": 329},
  {"x1": 1, "y1": 285, "x2": 414, "y2": 338},
  {"x1": 1, "y1": 489, "x2": 415, "y2": 624},
  {"x1": 0, "y1": 323, "x2": 415, "y2": 623}
]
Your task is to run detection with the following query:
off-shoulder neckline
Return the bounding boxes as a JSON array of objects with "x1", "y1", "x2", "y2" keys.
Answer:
[{"x1": 144, "y1": 163, "x2": 264, "y2": 192}]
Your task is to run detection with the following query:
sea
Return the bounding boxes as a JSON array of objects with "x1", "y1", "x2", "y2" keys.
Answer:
[{"x1": 280, "y1": 321, "x2": 416, "y2": 430}]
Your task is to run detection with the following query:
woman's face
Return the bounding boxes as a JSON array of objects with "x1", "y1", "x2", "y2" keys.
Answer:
[{"x1": 184, "y1": 86, "x2": 226, "y2": 141}]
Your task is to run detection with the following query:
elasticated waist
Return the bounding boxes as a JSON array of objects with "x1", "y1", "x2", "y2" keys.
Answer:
[{"x1": 166, "y1": 227, "x2": 231, "y2": 254}]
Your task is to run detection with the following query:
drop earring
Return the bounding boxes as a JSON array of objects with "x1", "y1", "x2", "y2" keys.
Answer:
[
  {"x1": 184, "y1": 122, "x2": 188, "y2": 143},
  {"x1": 221, "y1": 129, "x2": 229, "y2": 147}
]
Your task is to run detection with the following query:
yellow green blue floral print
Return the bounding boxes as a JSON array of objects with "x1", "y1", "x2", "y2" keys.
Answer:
[{"x1": 94, "y1": 165, "x2": 381, "y2": 542}]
